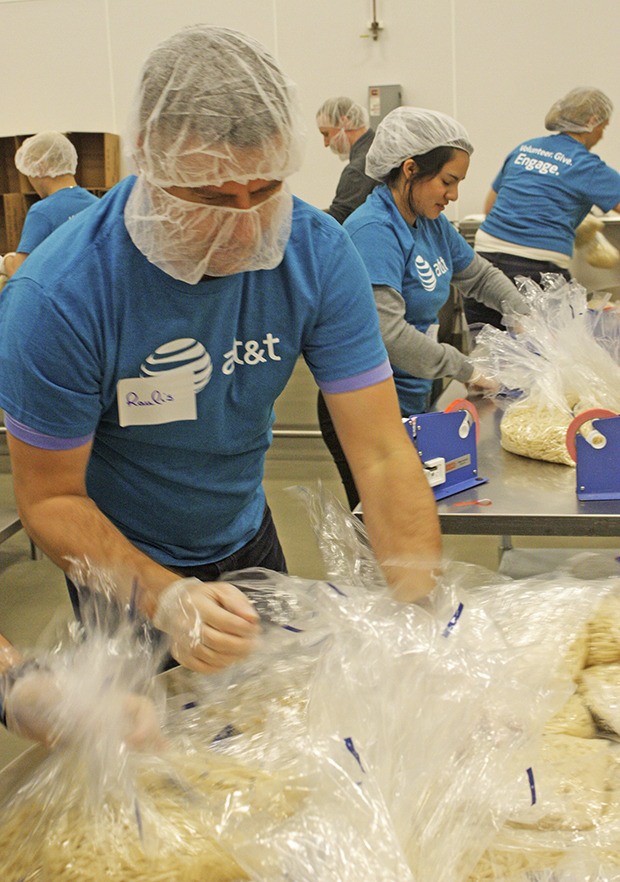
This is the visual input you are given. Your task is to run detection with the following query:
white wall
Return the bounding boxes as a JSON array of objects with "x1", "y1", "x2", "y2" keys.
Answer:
[{"x1": 2, "y1": 0, "x2": 619, "y2": 220}]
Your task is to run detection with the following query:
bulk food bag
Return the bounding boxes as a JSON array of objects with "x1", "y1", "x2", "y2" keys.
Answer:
[
  {"x1": 470, "y1": 275, "x2": 620, "y2": 465},
  {"x1": 0, "y1": 491, "x2": 619, "y2": 881}
]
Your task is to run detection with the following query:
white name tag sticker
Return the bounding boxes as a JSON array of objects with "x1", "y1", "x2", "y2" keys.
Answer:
[{"x1": 117, "y1": 369, "x2": 197, "y2": 427}]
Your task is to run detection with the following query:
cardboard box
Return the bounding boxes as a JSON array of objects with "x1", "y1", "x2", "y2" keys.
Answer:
[
  {"x1": 0, "y1": 194, "x2": 32, "y2": 251},
  {"x1": 0, "y1": 136, "x2": 32, "y2": 195},
  {"x1": 69, "y1": 132, "x2": 120, "y2": 189}
]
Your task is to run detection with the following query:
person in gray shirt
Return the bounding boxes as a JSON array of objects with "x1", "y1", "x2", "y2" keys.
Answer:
[{"x1": 316, "y1": 96, "x2": 377, "y2": 223}]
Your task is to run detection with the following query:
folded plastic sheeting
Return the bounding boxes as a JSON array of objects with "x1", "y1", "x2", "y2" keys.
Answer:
[
  {"x1": 0, "y1": 497, "x2": 618, "y2": 881},
  {"x1": 470, "y1": 275, "x2": 620, "y2": 465}
]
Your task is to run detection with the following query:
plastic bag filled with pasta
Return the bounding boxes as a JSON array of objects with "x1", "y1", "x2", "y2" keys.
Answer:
[
  {"x1": 470, "y1": 276, "x2": 620, "y2": 464},
  {"x1": 166, "y1": 567, "x2": 612, "y2": 882},
  {"x1": 0, "y1": 491, "x2": 617, "y2": 882},
  {"x1": 293, "y1": 488, "x2": 618, "y2": 880},
  {"x1": 0, "y1": 567, "x2": 415, "y2": 881},
  {"x1": 300, "y1": 492, "x2": 620, "y2": 882},
  {"x1": 574, "y1": 214, "x2": 620, "y2": 269}
]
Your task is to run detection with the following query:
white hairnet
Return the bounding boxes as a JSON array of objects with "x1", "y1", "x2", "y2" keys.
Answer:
[
  {"x1": 545, "y1": 87, "x2": 613, "y2": 133},
  {"x1": 316, "y1": 97, "x2": 369, "y2": 130},
  {"x1": 14, "y1": 132, "x2": 78, "y2": 178},
  {"x1": 123, "y1": 24, "x2": 304, "y2": 283},
  {"x1": 365, "y1": 106, "x2": 473, "y2": 181},
  {"x1": 125, "y1": 24, "x2": 306, "y2": 187}
]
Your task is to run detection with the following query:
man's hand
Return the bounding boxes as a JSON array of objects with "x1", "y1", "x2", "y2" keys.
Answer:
[{"x1": 152, "y1": 578, "x2": 260, "y2": 673}]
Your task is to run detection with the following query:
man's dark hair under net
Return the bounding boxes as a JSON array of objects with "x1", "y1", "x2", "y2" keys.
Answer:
[{"x1": 126, "y1": 25, "x2": 305, "y2": 187}]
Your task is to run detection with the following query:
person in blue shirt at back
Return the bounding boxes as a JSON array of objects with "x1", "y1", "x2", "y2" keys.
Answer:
[
  {"x1": 0, "y1": 25, "x2": 442, "y2": 677},
  {"x1": 464, "y1": 87, "x2": 620, "y2": 331},
  {"x1": 0, "y1": 131, "x2": 97, "y2": 280}
]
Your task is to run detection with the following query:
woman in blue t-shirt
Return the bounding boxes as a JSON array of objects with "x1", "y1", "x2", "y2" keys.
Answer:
[
  {"x1": 465, "y1": 87, "x2": 620, "y2": 330},
  {"x1": 318, "y1": 106, "x2": 528, "y2": 509}
]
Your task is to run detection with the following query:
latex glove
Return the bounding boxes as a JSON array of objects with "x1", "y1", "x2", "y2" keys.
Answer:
[
  {"x1": 152, "y1": 578, "x2": 260, "y2": 673},
  {"x1": 2, "y1": 663, "x2": 163, "y2": 750},
  {"x1": 117, "y1": 692, "x2": 165, "y2": 750},
  {"x1": 466, "y1": 370, "x2": 500, "y2": 397}
]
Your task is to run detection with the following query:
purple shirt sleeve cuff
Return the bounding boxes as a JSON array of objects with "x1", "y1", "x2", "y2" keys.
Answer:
[
  {"x1": 4, "y1": 413, "x2": 94, "y2": 451},
  {"x1": 318, "y1": 358, "x2": 393, "y2": 394}
]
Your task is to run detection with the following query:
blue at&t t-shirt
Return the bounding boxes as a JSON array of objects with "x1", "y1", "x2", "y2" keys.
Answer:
[
  {"x1": 344, "y1": 184, "x2": 473, "y2": 415},
  {"x1": 481, "y1": 133, "x2": 620, "y2": 256},
  {"x1": 0, "y1": 177, "x2": 389, "y2": 565},
  {"x1": 16, "y1": 185, "x2": 98, "y2": 254}
]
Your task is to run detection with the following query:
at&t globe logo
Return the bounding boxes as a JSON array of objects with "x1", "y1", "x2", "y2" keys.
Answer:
[{"x1": 415, "y1": 255, "x2": 437, "y2": 291}]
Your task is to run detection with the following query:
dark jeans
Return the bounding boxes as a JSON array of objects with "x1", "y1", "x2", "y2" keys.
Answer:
[
  {"x1": 317, "y1": 390, "x2": 359, "y2": 511},
  {"x1": 462, "y1": 251, "x2": 572, "y2": 331},
  {"x1": 65, "y1": 503, "x2": 287, "y2": 669}
]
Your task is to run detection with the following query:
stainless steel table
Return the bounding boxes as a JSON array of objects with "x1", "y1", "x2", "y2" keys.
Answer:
[
  {"x1": 0, "y1": 508, "x2": 22, "y2": 544},
  {"x1": 435, "y1": 393, "x2": 620, "y2": 538}
]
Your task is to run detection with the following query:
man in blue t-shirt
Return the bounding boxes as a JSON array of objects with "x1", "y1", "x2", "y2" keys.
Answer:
[
  {"x1": 0, "y1": 131, "x2": 97, "y2": 280},
  {"x1": 0, "y1": 25, "x2": 441, "y2": 675}
]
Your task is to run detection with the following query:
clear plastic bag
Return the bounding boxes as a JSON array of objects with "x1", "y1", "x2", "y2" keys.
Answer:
[
  {"x1": 0, "y1": 493, "x2": 618, "y2": 881},
  {"x1": 574, "y1": 214, "x2": 620, "y2": 269},
  {"x1": 470, "y1": 276, "x2": 620, "y2": 464}
]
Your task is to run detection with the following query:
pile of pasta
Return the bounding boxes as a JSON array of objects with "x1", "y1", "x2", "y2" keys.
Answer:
[
  {"x1": 0, "y1": 748, "x2": 299, "y2": 882},
  {"x1": 470, "y1": 276, "x2": 620, "y2": 466},
  {"x1": 468, "y1": 588, "x2": 620, "y2": 881},
  {"x1": 499, "y1": 397, "x2": 577, "y2": 466}
]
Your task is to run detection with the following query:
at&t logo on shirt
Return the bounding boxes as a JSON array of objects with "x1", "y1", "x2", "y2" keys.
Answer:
[
  {"x1": 415, "y1": 254, "x2": 449, "y2": 291},
  {"x1": 139, "y1": 333, "x2": 283, "y2": 391},
  {"x1": 140, "y1": 338, "x2": 213, "y2": 391}
]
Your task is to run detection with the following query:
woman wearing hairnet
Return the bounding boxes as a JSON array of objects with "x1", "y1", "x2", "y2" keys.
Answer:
[
  {"x1": 319, "y1": 106, "x2": 529, "y2": 510},
  {"x1": 0, "y1": 26, "x2": 442, "y2": 676},
  {"x1": 464, "y1": 87, "x2": 620, "y2": 331},
  {"x1": 0, "y1": 132, "x2": 97, "y2": 280}
]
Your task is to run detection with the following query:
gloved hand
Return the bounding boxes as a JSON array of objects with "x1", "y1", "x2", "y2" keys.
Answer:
[
  {"x1": 0, "y1": 253, "x2": 15, "y2": 276},
  {"x1": 1, "y1": 661, "x2": 164, "y2": 749},
  {"x1": 466, "y1": 370, "x2": 500, "y2": 396},
  {"x1": 152, "y1": 578, "x2": 260, "y2": 673}
]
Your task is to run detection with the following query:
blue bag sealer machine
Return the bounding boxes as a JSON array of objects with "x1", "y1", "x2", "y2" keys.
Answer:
[
  {"x1": 404, "y1": 398, "x2": 488, "y2": 501},
  {"x1": 566, "y1": 407, "x2": 620, "y2": 501}
]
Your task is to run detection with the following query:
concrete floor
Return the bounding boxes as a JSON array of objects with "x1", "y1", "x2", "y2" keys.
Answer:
[{"x1": 0, "y1": 359, "x2": 618, "y2": 769}]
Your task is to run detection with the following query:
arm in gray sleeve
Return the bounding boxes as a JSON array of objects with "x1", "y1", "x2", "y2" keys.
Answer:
[
  {"x1": 327, "y1": 165, "x2": 376, "y2": 224},
  {"x1": 374, "y1": 284, "x2": 474, "y2": 383},
  {"x1": 453, "y1": 252, "x2": 529, "y2": 315}
]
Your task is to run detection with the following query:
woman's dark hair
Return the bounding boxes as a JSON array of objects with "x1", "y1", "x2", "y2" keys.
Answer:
[{"x1": 384, "y1": 145, "x2": 456, "y2": 215}]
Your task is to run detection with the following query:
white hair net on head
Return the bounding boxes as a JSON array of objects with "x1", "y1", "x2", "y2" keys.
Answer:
[
  {"x1": 545, "y1": 87, "x2": 613, "y2": 134},
  {"x1": 125, "y1": 24, "x2": 306, "y2": 187},
  {"x1": 14, "y1": 132, "x2": 78, "y2": 178},
  {"x1": 316, "y1": 97, "x2": 369, "y2": 131},
  {"x1": 365, "y1": 106, "x2": 473, "y2": 181}
]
